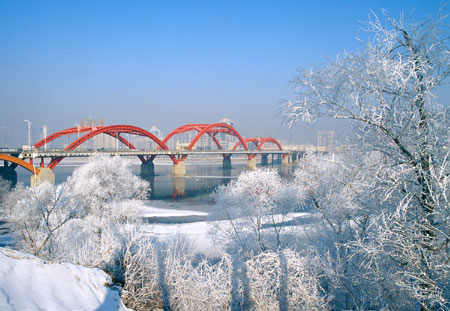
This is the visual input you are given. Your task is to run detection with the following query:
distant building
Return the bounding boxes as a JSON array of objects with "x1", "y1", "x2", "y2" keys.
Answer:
[
  {"x1": 149, "y1": 126, "x2": 163, "y2": 150},
  {"x1": 176, "y1": 141, "x2": 190, "y2": 150},
  {"x1": 317, "y1": 131, "x2": 335, "y2": 152},
  {"x1": 219, "y1": 117, "x2": 234, "y2": 127}
]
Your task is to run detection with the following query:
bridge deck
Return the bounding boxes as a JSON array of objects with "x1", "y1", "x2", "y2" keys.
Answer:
[{"x1": 1, "y1": 148, "x2": 290, "y2": 158}]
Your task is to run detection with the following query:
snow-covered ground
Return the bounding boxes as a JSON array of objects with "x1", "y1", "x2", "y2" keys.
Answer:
[
  {"x1": 140, "y1": 203, "x2": 209, "y2": 218},
  {"x1": 139, "y1": 202, "x2": 222, "y2": 256},
  {"x1": 0, "y1": 248, "x2": 129, "y2": 311},
  {"x1": 0, "y1": 197, "x2": 315, "y2": 310},
  {"x1": 140, "y1": 202, "x2": 316, "y2": 257}
]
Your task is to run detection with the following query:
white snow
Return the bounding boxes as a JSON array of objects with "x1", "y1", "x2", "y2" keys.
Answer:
[
  {"x1": 150, "y1": 221, "x2": 221, "y2": 255},
  {"x1": 0, "y1": 194, "x2": 315, "y2": 310},
  {"x1": 141, "y1": 206, "x2": 315, "y2": 257},
  {"x1": 140, "y1": 205, "x2": 208, "y2": 217},
  {"x1": 0, "y1": 247, "x2": 130, "y2": 311}
]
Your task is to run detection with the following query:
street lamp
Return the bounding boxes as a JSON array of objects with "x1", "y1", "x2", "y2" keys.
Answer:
[{"x1": 24, "y1": 120, "x2": 32, "y2": 148}]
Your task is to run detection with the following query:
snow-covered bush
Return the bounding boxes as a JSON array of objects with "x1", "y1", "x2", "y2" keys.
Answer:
[
  {"x1": 165, "y1": 253, "x2": 233, "y2": 311},
  {"x1": 210, "y1": 168, "x2": 302, "y2": 252},
  {"x1": 245, "y1": 249, "x2": 328, "y2": 311},
  {"x1": 0, "y1": 182, "x2": 78, "y2": 256},
  {"x1": 122, "y1": 234, "x2": 328, "y2": 311},
  {"x1": 123, "y1": 234, "x2": 206, "y2": 311},
  {"x1": 122, "y1": 235, "x2": 162, "y2": 311}
]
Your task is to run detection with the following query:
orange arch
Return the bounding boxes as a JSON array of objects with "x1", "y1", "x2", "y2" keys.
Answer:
[{"x1": 0, "y1": 154, "x2": 40, "y2": 174}]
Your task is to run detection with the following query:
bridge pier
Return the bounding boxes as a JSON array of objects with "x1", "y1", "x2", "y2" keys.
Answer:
[
  {"x1": 291, "y1": 152, "x2": 303, "y2": 165},
  {"x1": 0, "y1": 164, "x2": 17, "y2": 186},
  {"x1": 272, "y1": 154, "x2": 280, "y2": 165},
  {"x1": 141, "y1": 160, "x2": 155, "y2": 177},
  {"x1": 172, "y1": 161, "x2": 186, "y2": 176},
  {"x1": 290, "y1": 153, "x2": 298, "y2": 165},
  {"x1": 261, "y1": 154, "x2": 269, "y2": 166},
  {"x1": 247, "y1": 157, "x2": 257, "y2": 170},
  {"x1": 31, "y1": 167, "x2": 55, "y2": 187},
  {"x1": 281, "y1": 155, "x2": 289, "y2": 166},
  {"x1": 222, "y1": 155, "x2": 232, "y2": 170}
]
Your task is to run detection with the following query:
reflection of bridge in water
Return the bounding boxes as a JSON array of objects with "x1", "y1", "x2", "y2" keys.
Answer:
[{"x1": 0, "y1": 123, "x2": 303, "y2": 187}]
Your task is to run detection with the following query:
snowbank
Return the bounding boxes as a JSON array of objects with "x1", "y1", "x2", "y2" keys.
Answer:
[{"x1": 0, "y1": 248, "x2": 129, "y2": 311}]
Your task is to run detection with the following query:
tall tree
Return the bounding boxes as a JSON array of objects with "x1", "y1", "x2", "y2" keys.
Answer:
[{"x1": 283, "y1": 9, "x2": 450, "y2": 310}]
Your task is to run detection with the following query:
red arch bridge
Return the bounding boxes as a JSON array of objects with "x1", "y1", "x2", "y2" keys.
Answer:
[{"x1": 0, "y1": 123, "x2": 302, "y2": 186}]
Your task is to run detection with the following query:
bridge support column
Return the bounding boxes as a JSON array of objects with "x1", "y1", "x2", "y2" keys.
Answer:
[
  {"x1": 272, "y1": 154, "x2": 280, "y2": 165},
  {"x1": 247, "y1": 157, "x2": 257, "y2": 170},
  {"x1": 172, "y1": 161, "x2": 186, "y2": 176},
  {"x1": 31, "y1": 168, "x2": 55, "y2": 187},
  {"x1": 291, "y1": 152, "x2": 300, "y2": 165},
  {"x1": 0, "y1": 165, "x2": 17, "y2": 186},
  {"x1": 222, "y1": 155, "x2": 232, "y2": 170},
  {"x1": 141, "y1": 160, "x2": 155, "y2": 177},
  {"x1": 261, "y1": 154, "x2": 269, "y2": 166},
  {"x1": 281, "y1": 155, "x2": 289, "y2": 166}
]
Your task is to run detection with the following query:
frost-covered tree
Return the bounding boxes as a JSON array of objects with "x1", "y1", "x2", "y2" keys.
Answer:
[
  {"x1": 294, "y1": 152, "x2": 416, "y2": 309},
  {"x1": 1, "y1": 182, "x2": 77, "y2": 256},
  {"x1": 210, "y1": 168, "x2": 302, "y2": 252},
  {"x1": 1, "y1": 155, "x2": 150, "y2": 272},
  {"x1": 66, "y1": 154, "x2": 149, "y2": 221},
  {"x1": 284, "y1": 8, "x2": 450, "y2": 310},
  {"x1": 53, "y1": 155, "x2": 149, "y2": 269},
  {"x1": 0, "y1": 177, "x2": 11, "y2": 202}
]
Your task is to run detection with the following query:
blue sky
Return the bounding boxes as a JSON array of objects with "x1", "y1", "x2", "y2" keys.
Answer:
[{"x1": 0, "y1": 0, "x2": 447, "y2": 145}]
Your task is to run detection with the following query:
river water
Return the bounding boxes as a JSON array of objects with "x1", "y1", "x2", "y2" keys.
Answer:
[{"x1": 15, "y1": 159, "x2": 295, "y2": 209}]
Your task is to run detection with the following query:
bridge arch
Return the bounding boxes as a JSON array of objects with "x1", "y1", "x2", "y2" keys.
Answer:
[
  {"x1": 163, "y1": 123, "x2": 249, "y2": 162},
  {"x1": 233, "y1": 137, "x2": 283, "y2": 151},
  {"x1": 187, "y1": 123, "x2": 248, "y2": 150},
  {"x1": 47, "y1": 125, "x2": 171, "y2": 169},
  {"x1": 255, "y1": 138, "x2": 283, "y2": 151},
  {"x1": 34, "y1": 126, "x2": 104, "y2": 149},
  {"x1": 0, "y1": 154, "x2": 40, "y2": 174}
]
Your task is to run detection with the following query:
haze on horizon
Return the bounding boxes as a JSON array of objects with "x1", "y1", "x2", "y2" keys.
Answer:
[{"x1": 0, "y1": 0, "x2": 447, "y2": 147}]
